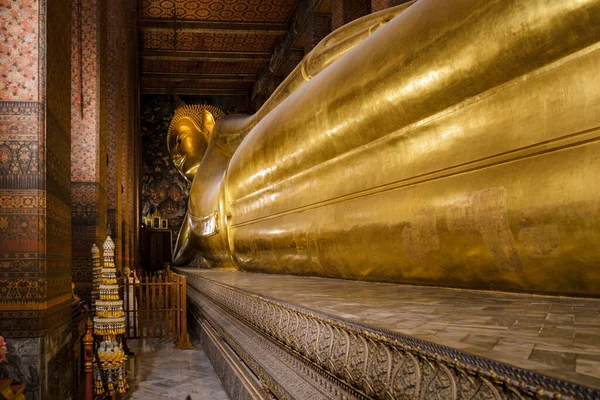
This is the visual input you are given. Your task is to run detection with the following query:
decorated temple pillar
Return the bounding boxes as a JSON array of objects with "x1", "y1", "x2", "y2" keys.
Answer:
[
  {"x1": 72, "y1": 0, "x2": 138, "y2": 291},
  {"x1": 0, "y1": 0, "x2": 74, "y2": 398},
  {"x1": 106, "y1": 0, "x2": 121, "y2": 271},
  {"x1": 71, "y1": 0, "x2": 108, "y2": 302},
  {"x1": 331, "y1": 0, "x2": 371, "y2": 30},
  {"x1": 265, "y1": 75, "x2": 285, "y2": 103},
  {"x1": 371, "y1": 0, "x2": 413, "y2": 12},
  {"x1": 106, "y1": 0, "x2": 138, "y2": 274},
  {"x1": 304, "y1": 13, "x2": 332, "y2": 54}
]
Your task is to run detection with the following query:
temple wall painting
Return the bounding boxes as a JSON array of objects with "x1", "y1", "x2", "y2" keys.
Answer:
[
  {"x1": 141, "y1": 95, "x2": 188, "y2": 248},
  {"x1": 141, "y1": 94, "x2": 248, "y2": 251}
]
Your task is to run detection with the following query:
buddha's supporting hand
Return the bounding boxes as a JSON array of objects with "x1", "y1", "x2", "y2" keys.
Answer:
[{"x1": 172, "y1": 211, "x2": 196, "y2": 266}]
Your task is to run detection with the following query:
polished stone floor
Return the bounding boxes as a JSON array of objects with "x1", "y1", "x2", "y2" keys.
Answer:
[
  {"x1": 123, "y1": 338, "x2": 229, "y2": 400},
  {"x1": 179, "y1": 268, "x2": 600, "y2": 389}
]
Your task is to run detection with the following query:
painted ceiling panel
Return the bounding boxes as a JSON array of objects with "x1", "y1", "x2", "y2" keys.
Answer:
[
  {"x1": 141, "y1": 59, "x2": 265, "y2": 75},
  {"x1": 142, "y1": 79, "x2": 252, "y2": 90},
  {"x1": 138, "y1": 0, "x2": 300, "y2": 95},
  {"x1": 141, "y1": 29, "x2": 278, "y2": 52},
  {"x1": 141, "y1": 0, "x2": 297, "y2": 23}
]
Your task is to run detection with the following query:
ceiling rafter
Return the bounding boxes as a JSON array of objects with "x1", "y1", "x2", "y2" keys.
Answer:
[
  {"x1": 142, "y1": 74, "x2": 256, "y2": 82},
  {"x1": 140, "y1": 19, "x2": 287, "y2": 35},
  {"x1": 141, "y1": 51, "x2": 271, "y2": 61},
  {"x1": 141, "y1": 88, "x2": 250, "y2": 96}
]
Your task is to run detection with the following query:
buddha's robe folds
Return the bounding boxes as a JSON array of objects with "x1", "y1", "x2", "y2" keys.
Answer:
[{"x1": 177, "y1": 0, "x2": 600, "y2": 296}]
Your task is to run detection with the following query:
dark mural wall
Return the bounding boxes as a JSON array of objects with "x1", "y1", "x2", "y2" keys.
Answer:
[
  {"x1": 141, "y1": 95, "x2": 187, "y2": 245},
  {"x1": 141, "y1": 94, "x2": 249, "y2": 248}
]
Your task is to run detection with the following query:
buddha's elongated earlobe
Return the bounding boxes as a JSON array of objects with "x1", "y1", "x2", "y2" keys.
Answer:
[{"x1": 202, "y1": 110, "x2": 216, "y2": 141}]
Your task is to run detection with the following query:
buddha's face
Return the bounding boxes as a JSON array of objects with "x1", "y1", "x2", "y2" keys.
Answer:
[{"x1": 169, "y1": 117, "x2": 209, "y2": 182}]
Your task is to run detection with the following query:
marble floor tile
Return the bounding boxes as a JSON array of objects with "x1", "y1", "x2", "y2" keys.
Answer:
[
  {"x1": 529, "y1": 348, "x2": 577, "y2": 370},
  {"x1": 122, "y1": 339, "x2": 229, "y2": 400},
  {"x1": 491, "y1": 342, "x2": 534, "y2": 361},
  {"x1": 460, "y1": 334, "x2": 499, "y2": 350},
  {"x1": 546, "y1": 313, "x2": 575, "y2": 323},
  {"x1": 576, "y1": 356, "x2": 600, "y2": 377},
  {"x1": 575, "y1": 332, "x2": 600, "y2": 346}
]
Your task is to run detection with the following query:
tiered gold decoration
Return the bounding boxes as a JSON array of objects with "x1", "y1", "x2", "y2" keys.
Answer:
[
  {"x1": 92, "y1": 236, "x2": 128, "y2": 397},
  {"x1": 91, "y1": 244, "x2": 102, "y2": 311},
  {"x1": 94, "y1": 236, "x2": 125, "y2": 336}
]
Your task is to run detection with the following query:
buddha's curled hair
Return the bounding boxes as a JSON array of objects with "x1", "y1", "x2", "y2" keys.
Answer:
[{"x1": 167, "y1": 104, "x2": 226, "y2": 152}]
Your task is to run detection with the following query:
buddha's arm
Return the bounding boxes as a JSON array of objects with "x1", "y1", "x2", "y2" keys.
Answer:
[
  {"x1": 171, "y1": 136, "x2": 234, "y2": 267},
  {"x1": 172, "y1": 211, "x2": 196, "y2": 266}
]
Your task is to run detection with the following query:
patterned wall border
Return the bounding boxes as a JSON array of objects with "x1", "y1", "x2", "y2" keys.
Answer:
[
  {"x1": 0, "y1": 101, "x2": 44, "y2": 190},
  {"x1": 179, "y1": 270, "x2": 600, "y2": 400},
  {"x1": 0, "y1": 101, "x2": 43, "y2": 116},
  {"x1": 252, "y1": 0, "x2": 314, "y2": 103},
  {"x1": 0, "y1": 300, "x2": 72, "y2": 338}
]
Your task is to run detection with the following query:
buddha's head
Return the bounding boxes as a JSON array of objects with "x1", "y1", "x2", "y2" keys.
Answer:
[{"x1": 167, "y1": 104, "x2": 225, "y2": 182}]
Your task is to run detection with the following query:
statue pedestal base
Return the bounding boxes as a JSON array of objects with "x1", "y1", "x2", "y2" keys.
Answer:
[{"x1": 176, "y1": 268, "x2": 600, "y2": 399}]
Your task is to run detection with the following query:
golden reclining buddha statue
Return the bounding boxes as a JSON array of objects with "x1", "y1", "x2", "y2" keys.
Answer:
[{"x1": 168, "y1": 0, "x2": 600, "y2": 297}]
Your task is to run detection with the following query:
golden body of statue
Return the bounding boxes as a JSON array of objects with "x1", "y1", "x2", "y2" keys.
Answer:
[{"x1": 169, "y1": 0, "x2": 600, "y2": 296}]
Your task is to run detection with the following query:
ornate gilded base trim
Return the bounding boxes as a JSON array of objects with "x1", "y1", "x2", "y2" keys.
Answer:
[
  {"x1": 188, "y1": 298, "x2": 269, "y2": 400},
  {"x1": 188, "y1": 286, "x2": 362, "y2": 400},
  {"x1": 179, "y1": 269, "x2": 600, "y2": 400}
]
